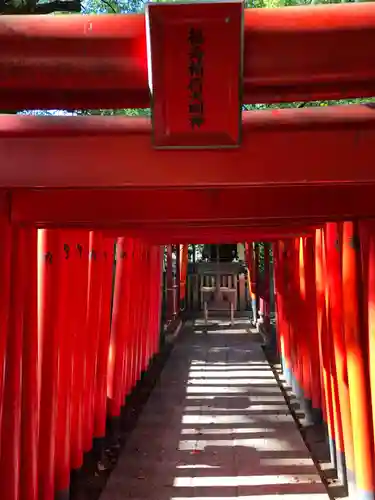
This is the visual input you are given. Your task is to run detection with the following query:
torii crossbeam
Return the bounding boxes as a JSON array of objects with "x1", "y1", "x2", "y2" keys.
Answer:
[{"x1": 0, "y1": 2, "x2": 375, "y2": 229}]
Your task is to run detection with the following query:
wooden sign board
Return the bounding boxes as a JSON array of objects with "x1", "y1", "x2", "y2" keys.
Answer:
[{"x1": 146, "y1": 1, "x2": 244, "y2": 149}]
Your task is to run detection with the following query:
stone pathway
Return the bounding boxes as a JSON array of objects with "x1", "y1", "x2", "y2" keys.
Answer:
[{"x1": 100, "y1": 318, "x2": 330, "y2": 500}]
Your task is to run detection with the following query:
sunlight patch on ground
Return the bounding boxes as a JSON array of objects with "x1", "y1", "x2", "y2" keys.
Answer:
[
  {"x1": 173, "y1": 474, "x2": 323, "y2": 487},
  {"x1": 171, "y1": 495, "x2": 329, "y2": 500}
]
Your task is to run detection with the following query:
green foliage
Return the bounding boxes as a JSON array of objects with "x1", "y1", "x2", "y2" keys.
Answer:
[
  {"x1": 244, "y1": 97, "x2": 375, "y2": 112},
  {"x1": 256, "y1": 242, "x2": 274, "y2": 273},
  {"x1": 0, "y1": 0, "x2": 80, "y2": 14},
  {"x1": 77, "y1": 108, "x2": 151, "y2": 116},
  {"x1": 82, "y1": 0, "x2": 143, "y2": 14}
]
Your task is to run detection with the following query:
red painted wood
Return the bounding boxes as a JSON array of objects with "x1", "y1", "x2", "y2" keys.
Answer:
[
  {"x1": 315, "y1": 229, "x2": 337, "y2": 464},
  {"x1": 94, "y1": 237, "x2": 115, "y2": 439},
  {"x1": 20, "y1": 228, "x2": 38, "y2": 500},
  {"x1": 303, "y1": 237, "x2": 322, "y2": 413},
  {"x1": 321, "y1": 224, "x2": 345, "y2": 481},
  {"x1": 342, "y1": 221, "x2": 375, "y2": 492},
  {"x1": 83, "y1": 232, "x2": 104, "y2": 452},
  {"x1": 69, "y1": 231, "x2": 90, "y2": 471},
  {"x1": 38, "y1": 230, "x2": 62, "y2": 500},
  {"x1": 363, "y1": 221, "x2": 375, "y2": 472},
  {"x1": 132, "y1": 242, "x2": 144, "y2": 386},
  {"x1": 55, "y1": 231, "x2": 75, "y2": 493},
  {"x1": 0, "y1": 4, "x2": 374, "y2": 109},
  {"x1": 11, "y1": 185, "x2": 375, "y2": 229},
  {"x1": 122, "y1": 239, "x2": 136, "y2": 397},
  {"x1": 107, "y1": 238, "x2": 133, "y2": 417},
  {"x1": 0, "y1": 215, "x2": 11, "y2": 460},
  {"x1": 0, "y1": 228, "x2": 25, "y2": 500},
  {"x1": 325, "y1": 222, "x2": 354, "y2": 484},
  {"x1": 147, "y1": 1, "x2": 242, "y2": 148},
  {"x1": 2, "y1": 107, "x2": 375, "y2": 188}
]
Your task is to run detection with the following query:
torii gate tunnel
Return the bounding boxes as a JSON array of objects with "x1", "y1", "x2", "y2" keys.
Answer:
[{"x1": 2, "y1": 2, "x2": 375, "y2": 500}]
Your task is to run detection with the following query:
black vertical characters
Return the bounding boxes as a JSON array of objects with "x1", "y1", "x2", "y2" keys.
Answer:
[
  {"x1": 90, "y1": 249, "x2": 97, "y2": 261},
  {"x1": 64, "y1": 243, "x2": 70, "y2": 260},
  {"x1": 188, "y1": 78, "x2": 203, "y2": 101},
  {"x1": 76, "y1": 243, "x2": 83, "y2": 259},
  {"x1": 190, "y1": 115, "x2": 205, "y2": 129},
  {"x1": 188, "y1": 27, "x2": 204, "y2": 46},
  {"x1": 188, "y1": 27, "x2": 205, "y2": 130},
  {"x1": 45, "y1": 251, "x2": 53, "y2": 265}
]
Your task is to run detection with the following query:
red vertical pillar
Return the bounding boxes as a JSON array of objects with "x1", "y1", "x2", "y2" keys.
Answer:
[
  {"x1": 315, "y1": 229, "x2": 337, "y2": 470},
  {"x1": 0, "y1": 227, "x2": 25, "y2": 500},
  {"x1": 297, "y1": 238, "x2": 309, "y2": 399},
  {"x1": 303, "y1": 237, "x2": 322, "y2": 423},
  {"x1": 145, "y1": 245, "x2": 153, "y2": 369},
  {"x1": 147, "y1": 245, "x2": 154, "y2": 363},
  {"x1": 289, "y1": 239, "x2": 304, "y2": 399},
  {"x1": 158, "y1": 246, "x2": 163, "y2": 344},
  {"x1": 175, "y1": 243, "x2": 181, "y2": 314},
  {"x1": 151, "y1": 246, "x2": 161, "y2": 359},
  {"x1": 94, "y1": 237, "x2": 115, "y2": 441},
  {"x1": 342, "y1": 220, "x2": 375, "y2": 499},
  {"x1": 367, "y1": 223, "x2": 375, "y2": 449},
  {"x1": 0, "y1": 219, "x2": 12, "y2": 457},
  {"x1": 283, "y1": 241, "x2": 296, "y2": 389},
  {"x1": 129, "y1": 240, "x2": 140, "y2": 395},
  {"x1": 274, "y1": 241, "x2": 292, "y2": 386},
  {"x1": 125, "y1": 239, "x2": 137, "y2": 395},
  {"x1": 142, "y1": 246, "x2": 151, "y2": 371},
  {"x1": 326, "y1": 222, "x2": 354, "y2": 492},
  {"x1": 259, "y1": 242, "x2": 272, "y2": 349},
  {"x1": 20, "y1": 228, "x2": 39, "y2": 500},
  {"x1": 254, "y1": 243, "x2": 260, "y2": 325},
  {"x1": 271, "y1": 242, "x2": 282, "y2": 358},
  {"x1": 366, "y1": 221, "x2": 375, "y2": 499},
  {"x1": 107, "y1": 238, "x2": 132, "y2": 423},
  {"x1": 322, "y1": 227, "x2": 345, "y2": 483},
  {"x1": 38, "y1": 229, "x2": 62, "y2": 500},
  {"x1": 180, "y1": 244, "x2": 188, "y2": 311},
  {"x1": 143, "y1": 244, "x2": 150, "y2": 373},
  {"x1": 148, "y1": 247, "x2": 155, "y2": 363},
  {"x1": 145, "y1": 245, "x2": 153, "y2": 366},
  {"x1": 166, "y1": 245, "x2": 174, "y2": 322},
  {"x1": 263, "y1": 242, "x2": 270, "y2": 323},
  {"x1": 296, "y1": 237, "x2": 313, "y2": 423},
  {"x1": 152, "y1": 246, "x2": 163, "y2": 356},
  {"x1": 55, "y1": 230, "x2": 86, "y2": 498},
  {"x1": 138, "y1": 242, "x2": 145, "y2": 382},
  {"x1": 55, "y1": 231, "x2": 75, "y2": 498},
  {"x1": 245, "y1": 242, "x2": 257, "y2": 326},
  {"x1": 133, "y1": 241, "x2": 144, "y2": 384},
  {"x1": 83, "y1": 231, "x2": 104, "y2": 453},
  {"x1": 70, "y1": 232, "x2": 90, "y2": 472}
]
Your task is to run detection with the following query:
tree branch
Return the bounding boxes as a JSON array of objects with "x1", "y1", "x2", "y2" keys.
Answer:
[
  {"x1": 34, "y1": 0, "x2": 81, "y2": 13},
  {"x1": 0, "y1": 0, "x2": 81, "y2": 14},
  {"x1": 100, "y1": 0, "x2": 117, "y2": 13}
]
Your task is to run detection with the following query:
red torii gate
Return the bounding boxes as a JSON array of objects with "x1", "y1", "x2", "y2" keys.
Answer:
[
  {"x1": 1, "y1": 5, "x2": 375, "y2": 500},
  {"x1": 0, "y1": 2, "x2": 374, "y2": 230}
]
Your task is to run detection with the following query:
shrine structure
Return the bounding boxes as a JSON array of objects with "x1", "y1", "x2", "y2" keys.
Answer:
[{"x1": 0, "y1": 2, "x2": 375, "y2": 500}]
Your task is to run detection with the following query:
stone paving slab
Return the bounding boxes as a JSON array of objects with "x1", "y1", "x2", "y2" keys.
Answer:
[{"x1": 100, "y1": 318, "x2": 329, "y2": 500}]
